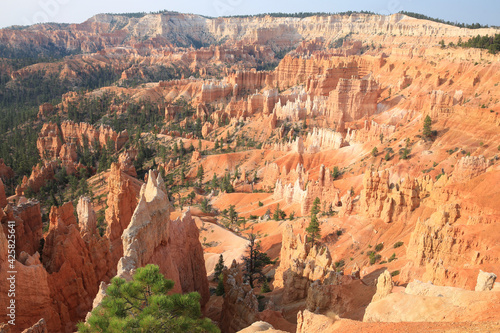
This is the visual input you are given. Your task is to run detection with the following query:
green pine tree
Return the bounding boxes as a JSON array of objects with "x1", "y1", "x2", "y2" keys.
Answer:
[
  {"x1": 423, "y1": 115, "x2": 433, "y2": 138},
  {"x1": 243, "y1": 234, "x2": 273, "y2": 288},
  {"x1": 213, "y1": 254, "x2": 225, "y2": 281},
  {"x1": 215, "y1": 274, "x2": 225, "y2": 296},
  {"x1": 306, "y1": 197, "x2": 321, "y2": 245},
  {"x1": 197, "y1": 165, "x2": 204, "y2": 186},
  {"x1": 211, "y1": 173, "x2": 218, "y2": 190},
  {"x1": 78, "y1": 264, "x2": 219, "y2": 333}
]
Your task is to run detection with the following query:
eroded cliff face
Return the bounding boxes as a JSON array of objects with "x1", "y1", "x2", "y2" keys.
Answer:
[
  {"x1": 37, "y1": 121, "x2": 128, "y2": 162},
  {"x1": 274, "y1": 224, "x2": 337, "y2": 304},
  {"x1": 220, "y1": 260, "x2": 259, "y2": 333},
  {"x1": 2, "y1": 13, "x2": 497, "y2": 56},
  {"x1": 1, "y1": 200, "x2": 43, "y2": 256},
  {"x1": 360, "y1": 169, "x2": 420, "y2": 223},
  {"x1": 273, "y1": 164, "x2": 341, "y2": 215},
  {"x1": 104, "y1": 163, "x2": 139, "y2": 268},
  {"x1": 42, "y1": 203, "x2": 103, "y2": 332},
  {"x1": 117, "y1": 170, "x2": 209, "y2": 305},
  {"x1": 0, "y1": 228, "x2": 60, "y2": 332}
]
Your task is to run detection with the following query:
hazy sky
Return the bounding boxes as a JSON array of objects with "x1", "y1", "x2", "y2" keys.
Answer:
[{"x1": 0, "y1": 0, "x2": 498, "y2": 28}]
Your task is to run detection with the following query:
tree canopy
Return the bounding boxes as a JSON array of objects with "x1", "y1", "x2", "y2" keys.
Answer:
[{"x1": 78, "y1": 264, "x2": 219, "y2": 333}]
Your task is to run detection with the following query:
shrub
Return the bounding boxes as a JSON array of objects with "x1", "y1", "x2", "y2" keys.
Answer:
[
  {"x1": 261, "y1": 279, "x2": 271, "y2": 293},
  {"x1": 393, "y1": 241, "x2": 404, "y2": 248},
  {"x1": 332, "y1": 166, "x2": 341, "y2": 179},
  {"x1": 375, "y1": 243, "x2": 384, "y2": 252},
  {"x1": 388, "y1": 253, "x2": 397, "y2": 263},
  {"x1": 391, "y1": 270, "x2": 400, "y2": 277},
  {"x1": 258, "y1": 201, "x2": 264, "y2": 207},
  {"x1": 370, "y1": 254, "x2": 382, "y2": 265}
]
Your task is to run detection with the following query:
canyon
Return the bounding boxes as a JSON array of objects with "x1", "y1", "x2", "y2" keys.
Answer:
[{"x1": 0, "y1": 9, "x2": 499, "y2": 333}]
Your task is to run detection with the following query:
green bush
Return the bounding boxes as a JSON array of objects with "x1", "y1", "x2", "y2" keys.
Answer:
[
  {"x1": 370, "y1": 254, "x2": 382, "y2": 265},
  {"x1": 261, "y1": 279, "x2": 271, "y2": 293},
  {"x1": 393, "y1": 241, "x2": 404, "y2": 249}
]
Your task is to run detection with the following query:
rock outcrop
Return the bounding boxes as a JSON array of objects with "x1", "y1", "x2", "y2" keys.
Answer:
[
  {"x1": 274, "y1": 224, "x2": 336, "y2": 304},
  {"x1": 220, "y1": 260, "x2": 259, "y2": 333},
  {"x1": 363, "y1": 279, "x2": 500, "y2": 323},
  {"x1": 296, "y1": 310, "x2": 336, "y2": 333},
  {"x1": 0, "y1": 159, "x2": 14, "y2": 180},
  {"x1": 104, "y1": 163, "x2": 139, "y2": 267},
  {"x1": 452, "y1": 155, "x2": 489, "y2": 183},
  {"x1": 42, "y1": 203, "x2": 102, "y2": 332},
  {"x1": 325, "y1": 77, "x2": 380, "y2": 124},
  {"x1": 76, "y1": 197, "x2": 97, "y2": 241},
  {"x1": 117, "y1": 170, "x2": 209, "y2": 306},
  {"x1": 406, "y1": 206, "x2": 462, "y2": 267},
  {"x1": 37, "y1": 122, "x2": 129, "y2": 165},
  {"x1": 237, "y1": 321, "x2": 286, "y2": 333},
  {"x1": 2, "y1": 200, "x2": 43, "y2": 256},
  {"x1": 306, "y1": 274, "x2": 376, "y2": 319},
  {"x1": 274, "y1": 164, "x2": 340, "y2": 215},
  {"x1": 19, "y1": 162, "x2": 56, "y2": 194},
  {"x1": 370, "y1": 270, "x2": 393, "y2": 303},
  {"x1": 360, "y1": 169, "x2": 420, "y2": 223},
  {"x1": 0, "y1": 179, "x2": 6, "y2": 208},
  {"x1": 0, "y1": 226, "x2": 60, "y2": 332},
  {"x1": 475, "y1": 271, "x2": 497, "y2": 291}
]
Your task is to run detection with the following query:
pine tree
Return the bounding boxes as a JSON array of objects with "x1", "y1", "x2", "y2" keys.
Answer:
[
  {"x1": 213, "y1": 254, "x2": 225, "y2": 280},
  {"x1": 211, "y1": 173, "x2": 218, "y2": 190},
  {"x1": 78, "y1": 264, "x2": 219, "y2": 333},
  {"x1": 243, "y1": 234, "x2": 273, "y2": 288},
  {"x1": 215, "y1": 274, "x2": 225, "y2": 296},
  {"x1": 273, "y1": 204, "x2": 281, "y2": 221},
  {"x1": 188, "y1": 191, "x2": 196, "y2": 205},
  {"x1": 173, "y1": 141, "x2": 179, "y2": 156},
  {"x1": 306, "y1": 197, "x2": 321, "y2": 245},
  {"x1": 180, "y1": 165, "x2": 186, "y2": 184},
  {"x1": 196, "y1": 165, "x2": 204, "y2": 186},
  {"x1": 228, "y1": 205, "x2": 238, "y2": 224},
  {"x1": 423, "y1": 115, "x2": 433, "y2": 138}
]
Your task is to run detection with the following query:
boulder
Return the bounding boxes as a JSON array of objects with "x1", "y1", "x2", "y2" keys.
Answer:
[{"x1": 475, "y1": 270, "x2": 497, "y2": 291}]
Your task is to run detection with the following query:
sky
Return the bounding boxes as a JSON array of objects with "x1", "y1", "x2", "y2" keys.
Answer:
[{"x1": 0, "y1": 0, "x2": 498, "y2": 29}]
